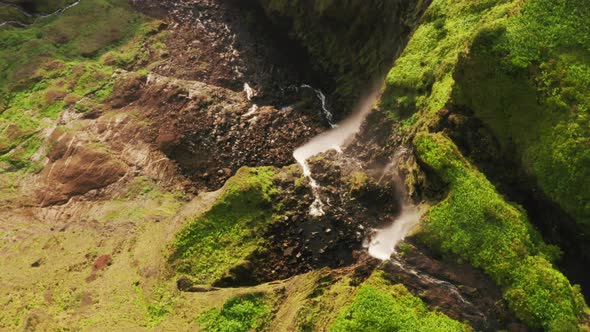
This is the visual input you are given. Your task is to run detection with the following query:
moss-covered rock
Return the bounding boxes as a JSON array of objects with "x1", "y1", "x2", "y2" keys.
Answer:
[
  {"x1": 169, "y1": 167, "x2": 279, "y2": 284},
  {"x1": 330, "y1": 270, "x2": 469, "y2": 332},
  {"x1": 382, "y1": 0, "x2": 589, "y2": 239},
  {"x1": 414, "y1": 132, "x2": 586, "y2": 330},
  {"x1": 452, "y1": 0, "x2": 590, "y2": 235}
]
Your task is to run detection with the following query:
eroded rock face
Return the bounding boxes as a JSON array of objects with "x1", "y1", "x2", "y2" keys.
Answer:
[
  {"x1": 382, "y1": 244, "x2": 527, "y2": 331},
  {"x1": 134, "y1": 73, "x2": 324, "y2": 192},
  {"x1": 37, "y1": 130, "x2": 128, "y2": 206}
]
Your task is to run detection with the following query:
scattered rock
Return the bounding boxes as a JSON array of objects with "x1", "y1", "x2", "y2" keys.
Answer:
[{"x1": 31, "y1": 259, "x2": 42, "y2": 267}]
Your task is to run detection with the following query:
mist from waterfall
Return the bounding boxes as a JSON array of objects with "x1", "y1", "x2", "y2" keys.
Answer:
[{"x1": 367, "y1": 207, "x2": 421, "y2": 260}]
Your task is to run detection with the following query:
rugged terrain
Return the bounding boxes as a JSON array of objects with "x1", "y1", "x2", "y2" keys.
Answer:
[{"x1": 0, "y1": 0, "x2": 589, "y2": 331}]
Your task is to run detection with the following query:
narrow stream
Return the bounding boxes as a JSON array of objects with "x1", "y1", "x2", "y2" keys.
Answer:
[
  {"x1": 0, "y1": 0, "x2": 81, "y2": 28},
  {"x1": 300, "y1": 84, "x2": 337, "y2": 128}
]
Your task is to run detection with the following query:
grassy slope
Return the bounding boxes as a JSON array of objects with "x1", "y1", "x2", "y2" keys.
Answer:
[
  {"x1": 453, "y1": 0, "x2": 590, "y2": 233},
  {"x1": 0, "y1": 0, "x2": 166, "y2": 177},
  {"x1": 330, "y1": 271, "x2": 469, "y2": 332},
  {"x1": 415, "y1": 132, "x2": 586, "y2": 330},
  {"x1": 169, "y1": 167, "x2": 280, "y2": 284},
  {"x1": 379, "y1": 0, "x2": 589, "y2": 329},
  {"x1": 197, "y1": 293, "x2": 275, "y2": 332},
  {"x1": 384, "y1": 0, "x2": 589, "y2": 233}
]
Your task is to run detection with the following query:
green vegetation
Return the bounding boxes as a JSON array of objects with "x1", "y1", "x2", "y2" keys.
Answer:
[
  {"x1": 376, "y1": 0, "x2": 590, "y2": 327},
  {"x1": 0, "y1": 0, "x2": 164, "y2": 172},
  {"x1": 134, "y1": 284, "x2": 175, "y2": 328},
  {"x1": 330, "y1": 271, "x2": 468, "y2": 332},
  {"x1": 382, "y1": 0, "x2": 589, "y2": 238},
  {"x1": 292, "y1": 270, "x2": 467, "y2": 332},
  {"x1": 170, "y1": 167, "x2": 279, "y2": 284},
  {"x1": 0, "y1": 5, "x2": 30, "y2": 24},
  {"x1": 453, "y1": 0, "x2": 590, "y2": 233},
  {"x1": 4, "y1": 0, "x2": 79, "y2": 14},
  {"x1": 382, "y1": 0, "x2": 517, "y2": 116},
  {"x1": 197, "y1": 293, "x2": 273, "y2": 332},
  {"x1": 414, "y1": 132, "x2": 586, "y2": 330}
]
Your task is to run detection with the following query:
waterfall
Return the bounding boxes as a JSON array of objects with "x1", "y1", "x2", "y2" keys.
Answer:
[
  {"x1": 367, "y1": 207, "x2": 421, "y2": 260},
  {"x1": 293, "y1": 87, "x2": 381, "y2": 217},
  {"x1": 368, "y1": 147, "x2": 421, "y2": 260},
  {"x1": 243, "y1": 83, "x2": 256, "y2": 100}
]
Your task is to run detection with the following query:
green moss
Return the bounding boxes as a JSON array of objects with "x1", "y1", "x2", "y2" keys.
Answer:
[
  {"x1": 330, "y1": 271, "x2": 469, "y2": 332},
  {"x1": 0, "y1": 135, "x2": 42, "y2": 170},
  {"x1": 382, "y1": 0, "x2": 589, "y2": 244},
  {"x1": 382, "y1": 0, "x2": 516, "y2": 117},
  {"x1": 452, "y1": 0, "x2": 590, "y2": 233},
  {"x1": 346, "y1": 171, "x2": 370, "y2": 194},
  {"x1": 414, "y1": 132, "x2": 586, "y2": 330},
  {"x1": 0, "y1": 0, "x2": 165, "y2": 173},
  {"x1": 296, "y1": 274, "x2": 358, "y2": 331},
  {"x1": 169, "y1": 167, "x2": 279, "y2": 284},
  {"x1": 197, "y1": 293, "x2": 273, "y2": 332},
  {"x1": 134, "y1": 284, "x2": 175, "y2": 328}
]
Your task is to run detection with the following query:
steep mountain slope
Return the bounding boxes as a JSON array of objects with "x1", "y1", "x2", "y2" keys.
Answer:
[{"x1": 0, "y1": 0, "x2": 588, "y2": 331}]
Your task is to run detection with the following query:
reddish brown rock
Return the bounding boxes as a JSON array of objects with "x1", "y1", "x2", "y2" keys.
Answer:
[{"x1": 37, "y1": 131, "x2": 128, "y2": 206}]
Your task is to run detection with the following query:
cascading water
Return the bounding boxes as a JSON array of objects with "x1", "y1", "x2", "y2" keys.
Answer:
[
  {"x1": 300, "y1": 84, "x2": 337, "y2": 128},
  {"x1": 368, "y1": 148, "x2": 421, "y2": 260},
  {"x1": 367, "y1": 207, "x2": 421, "y2": 259},
  {"x1": 293, "y1": 87, "x2": 381, "y2": 217},
  {"x1": 294, "y1": 83, "x2": 422, "y2": 257}
]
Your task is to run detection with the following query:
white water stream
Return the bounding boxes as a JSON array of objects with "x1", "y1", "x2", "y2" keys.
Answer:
[
  {"x1": 293, "y1": 87, "x2": 380, "y2": 216},
  {"x1": 293, "y1": 85, "x2": 422, "y2": 259},
  {"x1": 301, "y1": 84, "x2": 337, "y2": 128},
  {"x1": 367, "y1": 207, "x2": 421, "y2": 260}
]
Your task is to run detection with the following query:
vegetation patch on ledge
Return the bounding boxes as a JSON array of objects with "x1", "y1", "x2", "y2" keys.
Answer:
[
  {"x1": 330, "y1": 270, "x2": 469, "y2": 332},
  {"x1": 169, "y1": 167, "x2": 280, "y2": 285},
  {"x1": 197, "y1": 292, "x2": 275, "y2": 332},
  {"x1": 414, "y1": 132, "x2": 587, "y2": 330}
]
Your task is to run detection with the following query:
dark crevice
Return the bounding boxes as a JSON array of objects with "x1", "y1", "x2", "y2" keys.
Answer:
[{"x1": 440, "y1": 106, "x2": 590, "y2": 301}]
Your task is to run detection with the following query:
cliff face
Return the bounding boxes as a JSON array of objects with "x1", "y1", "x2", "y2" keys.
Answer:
[
  {"x1": 260, "y1": 0, "x2": 590, "y2": 329},
  {"x1": 1, "y1": 0, "x2": 589, "y2": 330},
  {"x1": 257, "y1": 0, "x2": 430, "y2": 109}
]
